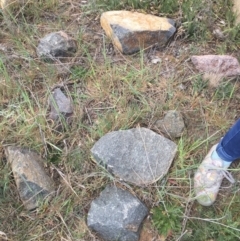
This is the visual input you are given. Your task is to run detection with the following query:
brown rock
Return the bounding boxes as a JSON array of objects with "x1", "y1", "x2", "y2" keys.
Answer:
[
  {"x1": 100, "y1": 11, "x2": 176, "y2": 54},
  {"x1": 233, "y1": 0, "x2": 240, "y2": 25},
  {"x1": 5, "y1": 146, "x2": 55, "y2": 210},
  {"x1": 191, "y1": 55, "x2": 240, "y2": 77}
]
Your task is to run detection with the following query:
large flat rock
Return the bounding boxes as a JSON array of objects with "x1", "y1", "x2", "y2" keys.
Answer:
[
  {"x1": 87, "y1": 185, "x2": 148, "y2": 241},
  {"x1": 91, "y1": 127, "x2": 177, "y2": 185},
  {"x1": 100, "y1": 11, "x2": 176, "y2": 54}
]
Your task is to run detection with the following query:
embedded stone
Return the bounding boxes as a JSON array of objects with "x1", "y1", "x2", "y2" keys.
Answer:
[
  {"x1": 87, "y1": 185, "x2": 148, "y2": 241},
  {"x1": 49, "y1": 88, "x2": 73, "y2": 120},
  {"x1": 5, "y1": 146, "x2": 55, "y2": 210},
  {"x1": 37, "y1": 31, "x2": 77, "y2": 61},
  {"x1": 191, "y1": 55, "x2": 240, "y2": 77},
  {"x1": 91, "y1": 127, "x2": 177, "y2": 185},
  {"x1": 100, "y1": 11, "x2": 176, "y2": 54},
  {"x1": 155, "y1": 110, "x2": 185, "y2": 138}
]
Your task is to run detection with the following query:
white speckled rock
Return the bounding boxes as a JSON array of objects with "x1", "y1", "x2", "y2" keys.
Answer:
[
  {"x1": 191, "y1": 55, "x2": 240, "y2": 77},
  {"x1": 100, "y1": 11, "x2": 176, "y2": 54}
]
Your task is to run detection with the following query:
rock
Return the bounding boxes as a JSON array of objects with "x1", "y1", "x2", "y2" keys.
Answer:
[
  {"x1": 233, "y1": 0, "x2": 240, "y2": 25},
  {"x1": 36, "y1": 31, "x2": 77, "y2": 61},
  {"x1": 100, "y1": 11, "x2": 176, "y2": 55},
  {"x1": 155, "y1": 110, "x2": 185, "y2": 138},
  {"x1": 212, "y1": 28, "x2": 225, "y2": 40},
  {"x1": 191, "y1": 55, "x2": 240, "y2": 77},
  {"x1": 91, "y1": 127, "x2": 177, "y2": 185},
  {"x1": 5, "y1": 146, "x2": 55, "y2": 210},
  {"x1": 49, "y1": 88, "x2": 73, "y2": 120},
  {"x1": 87, "y1": 185, "x2": 148, "y2": 241}
]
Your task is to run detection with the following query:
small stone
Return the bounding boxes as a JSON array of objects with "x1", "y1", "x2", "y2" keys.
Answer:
[
  {"x1": 49, "y1": 88, "x2": 73, "y2": 121},
  {"x1": 91, "y1": 127, "x2": 177, "y2": 185},
  {"x1": 101, "y1": 11, "x2": 176, "y2": 54},
  {"x1": 155, "y1": 110, "x2": 185, "y2": 138},
  {"x1": 212, "y1": 28, "x2": 225, "y2": 40},
  {"x1": 5, "y1": 146, "x2": 55, "y2": 210},
  {"x1": 36, "y1": 31, "x2": 77, "y2": 61},
  {"x1": 150, "y1": 56, "x2": 162, "y2": 64},
  {"x1": 87, "y1": 185, "x2": 148, "y2": 241},
  {"x1": 178, "y1": 83, "x2": 186, "y2": 90},
  {"x1": 233, "y1": 0, "x2": 240, "y2": 25},
  {"x1": 191, "y1": 55, "x2": 240, "y2": 77}
]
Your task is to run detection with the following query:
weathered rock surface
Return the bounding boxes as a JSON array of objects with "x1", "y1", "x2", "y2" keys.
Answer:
[
  {"x1": 36, "y1": 31, "x2": 77, "y2": 61},
  {"x1": 101, "y1": 11, "x2": 176, "y2": 54},
  {"x1": 5, "y1": 146, "x2": 55, "y2": 210},
  {"x1": 87, "y1": 185, "x2": 148, "y2": 241},
  {"x1": 191, "y1": 55, "x2": 240, "y2": 77},
  {"x1": 49, "y1": 88, "x2": 73, "y2": 120},
  {"x1": 91, "y1": 127, "x2": 177, "y2": 185},
  {"x1": 233, "y1": 0, "x2": 240, "y2": 25},
  {"x1": 155, "y1": 110, "x2": 185, "y2": 138}
]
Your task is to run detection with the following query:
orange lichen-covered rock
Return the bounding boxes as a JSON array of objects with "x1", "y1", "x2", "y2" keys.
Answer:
[{"x1": 100, "y1": 11, "x2": 176, "y2": 54}]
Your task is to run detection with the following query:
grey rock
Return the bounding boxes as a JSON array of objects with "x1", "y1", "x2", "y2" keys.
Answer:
[
  {"x1": 37, "y1": 31, "x2": 77, "y2": 61},
  {"x1": 87, "y1": 185, "x2": 148, "y2": 241},
  {"x1": 5, "y1": 146, "x2": 55, "y2": 210},
  {"x1": 91, "y1": 127, "x2": 177, "y2": 185},
  {"x1": 49, "y1": 88, "x2": 73, "y2": 120},
  {"x1": 101, "y1": 11, "x2": 176, "y2": 54},
  {"x1": 155, "y1": 110, "x2": 185, "y2": 138}
]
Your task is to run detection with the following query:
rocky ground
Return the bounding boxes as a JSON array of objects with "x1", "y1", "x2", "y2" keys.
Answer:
[{"x1": 1, "y1": 0, "x2": 240, "y2": 241}]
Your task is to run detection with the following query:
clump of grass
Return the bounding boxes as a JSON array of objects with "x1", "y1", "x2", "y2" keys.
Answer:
[{"x1": 152, "y1": 202, "x2": 183, "y2": 238}]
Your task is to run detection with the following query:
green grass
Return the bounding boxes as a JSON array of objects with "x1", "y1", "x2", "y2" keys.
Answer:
[{"x1": 1, "y1": 0, "x2": 240, "y2": 240}]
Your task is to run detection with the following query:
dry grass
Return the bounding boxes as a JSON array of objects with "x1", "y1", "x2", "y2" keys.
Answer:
[{"x1": 1, "y1": 0, "x2": 240, "y2": 240}]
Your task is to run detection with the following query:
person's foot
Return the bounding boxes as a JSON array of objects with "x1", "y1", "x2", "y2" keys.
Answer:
[{"x1": 194, "y1": 144, "x2": 234, "y2": 206}]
